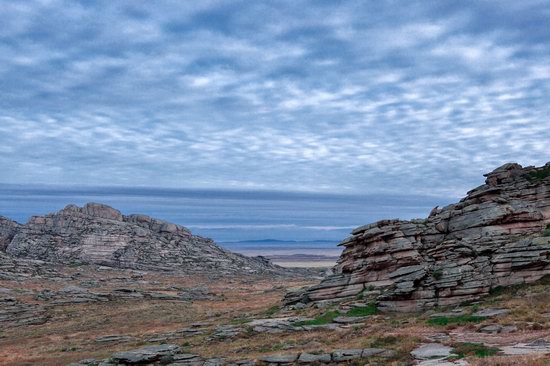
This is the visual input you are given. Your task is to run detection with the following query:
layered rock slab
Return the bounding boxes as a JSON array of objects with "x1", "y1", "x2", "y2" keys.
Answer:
[
  {"x1": 285, "y1": 163, "x2": 550, "y2": 310},
  {"x1": 2, "y1": 203, "x2": 280, "y2": 275}
]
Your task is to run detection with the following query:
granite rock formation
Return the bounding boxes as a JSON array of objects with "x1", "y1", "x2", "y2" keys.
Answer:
[
  {"x1": 285, "y1": 163, "x2": 550, "y2": 311},
  {"x1": 1, "y1": 203, "x2": 279, "y2": 275}
]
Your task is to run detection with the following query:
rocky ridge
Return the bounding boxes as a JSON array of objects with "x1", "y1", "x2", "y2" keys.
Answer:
[
  {"x1": 285, "y1": 162, "x2": 550, "y2": 311},
  {"x1": 0, "y1": 203, "x2": 281, "y2": 275}
]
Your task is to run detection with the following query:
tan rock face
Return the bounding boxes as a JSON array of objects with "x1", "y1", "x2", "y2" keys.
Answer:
[
  {"x1": 1, "y1": 203, "x2": 280, "y2": 275},
  {"x1": 285, "y1": 162, "x2": 550, "y2": 311}
]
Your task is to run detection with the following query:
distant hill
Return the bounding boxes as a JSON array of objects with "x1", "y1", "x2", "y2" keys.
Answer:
[{"x1": 0, "y1": 203, "x2": 285, "y2": 276}]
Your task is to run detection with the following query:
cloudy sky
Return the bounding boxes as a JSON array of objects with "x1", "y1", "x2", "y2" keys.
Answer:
[{"x1": 2, "y1": 0, "x2": 550, "y2": 197}]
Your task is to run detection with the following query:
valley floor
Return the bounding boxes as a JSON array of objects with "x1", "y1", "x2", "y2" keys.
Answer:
[{"x1": 0, "y1": 258, "x2": 549, "y2": 366}]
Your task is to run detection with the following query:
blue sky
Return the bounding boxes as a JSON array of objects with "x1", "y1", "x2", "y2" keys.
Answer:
[{"x1": 1, "y1": 0, "x2": 550, "y2": 197}]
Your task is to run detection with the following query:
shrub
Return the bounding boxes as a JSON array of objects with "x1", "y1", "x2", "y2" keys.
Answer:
[
  {"x1": 427, "y1": 315, "x2": 487, "y2": 326},
  {"x1": 265, "y1": 305, "x2": 280, "y2": 316},
  {"x1": 294, "y1": 310, "x2": 340, "y2": 326},
  {"x1": 453, "y1": 342, "x2": 499, "y2": 358},
  {"x1": 525, "y1": 167, "x2": 550, "y2": 182},
  {"x1": 230, "y1": 317, "x2": 251, "y2": 325},
  {"x1": 543, "y1": 224, "x2": 550, "y2": 237},
  {"x1": 345, "y1": 303, "x2": 378, "y2": 317},
  {"x1": 432, "y1": 269, "x2": 443, "y2": 280}
]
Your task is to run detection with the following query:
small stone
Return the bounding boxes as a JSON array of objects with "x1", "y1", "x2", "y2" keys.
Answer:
[
  {"x1": 473, "y1": 308, "x2": 509, "y2": 318},
  {"x1": 331, "y1": 349, "x2": 363, "y2": 362},
  {"x1": 297, "y1": 353, "x2": 332, "y2": 363},
  {"x1": 478, "y1": 324, "x2": 502, "y2": 334}
]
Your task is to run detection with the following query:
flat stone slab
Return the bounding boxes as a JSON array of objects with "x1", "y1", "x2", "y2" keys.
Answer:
[
  {"x1": 426, "y1": 333, "x2": 451, "y2": 342},
  {"x1": 331, "y1": 349, "x2": 363, "y2": 362},
  {"x1": 501, "y1": 339, "x2": 550, "y2": 355},
  {"x1": 429, "y1": 311, "x2": 467, "y2": 318},
  {"x1": 94, "y1": 335, "x2": 136, "y2": 343},
  {"x1": 297, "y1": 353, "x2": 332, "y2": 363},
  {"x1": 111, "y1": 344, "x2": 181, "y2": 363},
  {"x1": 332, "y1": 316, "x2": 368, "y2": 324},
  {"x1": 478, "y1": 324, "x2": 518, "y2": 334},
  {"x1": 411, "y1": 343, "x2": 454, "y2": 360},
  {"x1": 258, "y1": 354, "x2": 298, "y2": 363},
  {"x1": 473, "y1": 308, "x2": 509, "y2": 318},
  {"x1": 417, "y1": 359, "x2": 469, "y2": 366}
]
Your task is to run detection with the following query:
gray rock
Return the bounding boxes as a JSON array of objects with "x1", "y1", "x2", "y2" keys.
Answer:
[
  {"x1": 411, "y1": 343, "x2": 454, "y2": 360},
  {"x1": 478, "y1": 324, "x2": 502, "y2": 334},
  {"x1": 95, "y1": 335, "x2": 136, "y2": 343},
  {"x1": 111, "y1": 344, "x2": 181, "y2": 363},
  {"x1": 297, "y1": 353, "x2": 332, "y2": 363},
  {"x1": 331, "y1": 349, "x2": 363, "y2": 362},
  {"x1": 258, "y1": 354, "x2": 298, "y2": 363},
  {"x1": 473, "y1": 308, "x2": 509, "y2": 318}
]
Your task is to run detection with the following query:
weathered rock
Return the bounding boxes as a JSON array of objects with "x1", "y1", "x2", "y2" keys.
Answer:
[
  {"x1": 297, "y1": 353, "x2": 331, "y2": 363},
  {"x1": 2, "y1": 203, "x2": 284, "y2": 275},
  {"x1": 411, "y1": 343, "x2": 454, "y2": 360},
  {"x1": 478, "y1": 324, "x2": 503, "y2": 334},
  {"x1": 258, "y1": 354, "x2": 298, "y2": 363},
  {"x1": 286, "y1": 163, "x2": 550, "y2": 310},
  {"x1": 501, "y1": 339, "x2": 550, "y2": 355},
  {"x1": 473, "y1": 308, "x2": 509, "y2": 318},
  {"x1": 95, "y1": 335, "x2": 137, "y2": 344},
  {"x1": 110, "y1": 344, "x2": 181, "y2": 364},
  {"x1": 0, "y1": 217, "x2": 19, "y2": 252},
  {"x1": 70, "y1": 345, "x2": 396, "y2": 366}
]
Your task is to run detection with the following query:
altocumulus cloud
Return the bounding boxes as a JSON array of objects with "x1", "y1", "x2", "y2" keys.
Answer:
[{"x1": 1, "y1": 0, "x2": 550, "y2": 196}]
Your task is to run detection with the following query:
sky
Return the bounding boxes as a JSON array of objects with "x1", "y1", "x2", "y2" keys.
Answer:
[
  {"x1": 1, "y1": 0, "x2": 550, "y2": 197},
  {"x1": 0, "y1": 185, "x2": 445, "y2": 247}
]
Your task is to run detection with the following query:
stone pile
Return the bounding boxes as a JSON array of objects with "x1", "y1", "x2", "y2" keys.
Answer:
[
  {"x1": 285, "y1": 163, "x2": 550, "y2": 311},
  {"x1": 1, "y1": 203, "x2": 283, "y2": 275}
]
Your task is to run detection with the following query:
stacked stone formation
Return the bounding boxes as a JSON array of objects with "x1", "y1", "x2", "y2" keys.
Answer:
[
  {"x1": 0, "y1": 203, "x2": 279, "y2": 275},
  {"x1": 285, "y1": 162, "x2": 550, "y2": 311}
]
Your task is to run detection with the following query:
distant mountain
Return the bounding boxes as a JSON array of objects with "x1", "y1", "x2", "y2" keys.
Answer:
[
  {"x1": 0, "y1": 203, "x2": 285, "y2": 275},
  {"x1": 221, "y1": 239, "x2": 338, "y2": 244}
]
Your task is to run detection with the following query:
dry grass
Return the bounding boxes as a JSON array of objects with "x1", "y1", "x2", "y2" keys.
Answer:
[
  {"x1": 1, "y1": 265, "x2": 550, "y2": 366},
  {"x1": 470, "y1": 354, "x2": 550, "y2": 366}
]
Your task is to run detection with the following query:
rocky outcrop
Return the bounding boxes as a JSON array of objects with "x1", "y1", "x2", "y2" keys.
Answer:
[
  {"x1": 285, "y1": 163, "x2": 550, "y2": 311},
  {"x1": 1, "y1": 203, "x2": 280, "y2": 275},
  {"x1": 0, "y1": 216, "x2": 19, "y2": 251}
]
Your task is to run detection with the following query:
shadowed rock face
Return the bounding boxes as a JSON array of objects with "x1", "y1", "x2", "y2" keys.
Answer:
[
  {"x1": 285, "y1": 163, "x2": 550, "y2": 311},
  {"x1": 0, "y1": 217, "x2": 20, "y2": 252},
  {"x1": 1, "y1": 203, "x2": 279, "y2": 275}
]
